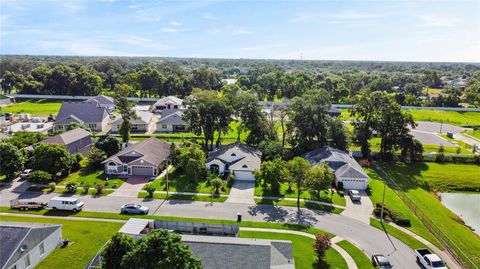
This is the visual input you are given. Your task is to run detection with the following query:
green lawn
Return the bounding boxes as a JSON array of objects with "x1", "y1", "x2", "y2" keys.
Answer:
[
  {"x1": 370, "y1": 218, "x2": 429, "y2": 250},
  {"x1": 240, "y1": 231, "x2": 347, "y2": 269},
  {"x1": 381, "y1": 163, "x2": 480, "y2": 266},
  {"x1": 58, "y1": 168, "x2": 125, "y2": 189},
  {"x1": 437, "y1": 133, "x2": 472, "y2": 151},
  {"x1": 138, "y1": 191, "x2": 228, "y2": 202},
  {"x1": 255, "y1": 198, "x2": 344, "y2": 214},
  {"x1": 0, "y1": 215, "x2": 123, "y2": 269},
  {"x1": 365, "y1": 168, "x2": 442, "y2": 249},
  {"x1": 463, "y1": 129, "x2": 480, "y2": 140},
  {"x1": 336, "y1": 240, "x2": 375, "y2": 269},
  {"x1": 349, "y1": 137, "x2": 472, "y2": 154},
  {"x1": 255, "y1": 182, "x2": 346, "y2": 206},
  {"x1": 145, "y1": 168, "x2": 231, "y2": 195},
  {"x1": 2, "y1": 99, "x2": 62, "y2": 116}
]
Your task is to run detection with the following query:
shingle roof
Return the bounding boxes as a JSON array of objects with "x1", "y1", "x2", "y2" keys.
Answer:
[
  {"x1": 114, "y1": 110, "x2": 153, "y2": 125},
  {"x1": 157, "y1": 111, "x2": 187, "y2": 125},
  {"x1": 85, "y1": 95, "x2": 114, "y2": 106},
  {"x1": 56, "y1": 102, "x2": 108, "y2": 123},
  {"x1": 153, "y1": 96, "x2": 183, "y2": 107},
  {"x1": 0, "y1": 222, "x2": 62, "y2": 269},
  {"x1": 207, "y1": 142, "x2": 261, "y2": 171},
  {"x1": 303, "y1": 147, "x2": 368, "y2": 179},
  {"x1": 55, "y1": 114, "x2": 84, "y2": 124},
  {"x1": 102, "y1": 137, "x2": 171, "y2": 167},
  {"x1": 41, "y1": 128, "x2": 91, "y2": 146}
]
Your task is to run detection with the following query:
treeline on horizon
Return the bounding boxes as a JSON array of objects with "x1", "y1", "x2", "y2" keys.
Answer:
[{"x1": 1, "y1": 55, "x2": 479, "y2": 107}]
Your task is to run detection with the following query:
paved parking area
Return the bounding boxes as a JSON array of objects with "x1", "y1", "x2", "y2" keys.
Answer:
[
  {"x1": 225, "y1": 181, "x2": 255, "y2": 204},
  {"x1": 410, "y1": 130, "x2": 456, "y2": 146},
  {"x1": 413, "y1": 121, "x2": 463, "y2": 133},
  {"x1": 110, "y1": 176, "x2": 148, "y2": 197}
]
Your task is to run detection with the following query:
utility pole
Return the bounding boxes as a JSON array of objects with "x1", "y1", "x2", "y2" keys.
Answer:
[
  {"x1": 164, "y1": 158, "x2": 169, "y2": 197},
  {"x1": 380, "y1": 180, "x2": 386, "y2": 222}
]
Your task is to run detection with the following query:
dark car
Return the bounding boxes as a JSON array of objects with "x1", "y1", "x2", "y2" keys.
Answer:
[
  {"x1": 120, "y1": 203, "x2": 149, "y2": 215},
  {"x1": 372, "y1": 254, "x2": 393, "y2": 268}
]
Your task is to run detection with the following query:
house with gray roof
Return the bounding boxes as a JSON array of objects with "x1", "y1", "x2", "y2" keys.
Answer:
[
  {"x1": 112, "y1": 110, "x2": 155, "y2": 133},
  {"x1": 40, "y1": 128, "x2": 92, "y2": 155},
  {"x1": 85, "y1": 94, "x2": 115, "y2": 113},
  {"x1": 102, "y1": 137, "x2": 170, "y2": 177},
  {"x1": 303, "y1": 147, "x2": 369, "y2": 190},
  {"x1": 1, "y1": 222, "x2": 62, "y2": 269},
  {"x1": 54, "y1": 102, "x2": 110, "y2": 133},
  {"x1": 156, "y1": 110, "x2": 188, "y2": 132},
  {"x1": 206, "y1": 142, "x2": 261, "y2": 182}
]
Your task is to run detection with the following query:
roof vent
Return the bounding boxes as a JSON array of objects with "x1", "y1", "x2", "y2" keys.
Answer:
[{"x1": 242, "y1": 164, "x2": 248, "y2": 168}]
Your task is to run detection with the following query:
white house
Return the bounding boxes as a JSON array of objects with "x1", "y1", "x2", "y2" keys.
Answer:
[
  {"x1": 151, "y1": 96, "x2": 186, "y2": 112},
  {"x1": 54, "y1": 102, "x2": 110, "y2": 133},
  {"x1": 112, "y1": 110, "x2": 155, "y2": 133},
  {"x1": 206, "y1": 142, "x2": 261, "y2": 182},
  {"x1": 303, "y1": 147, "x2": 369, "y2": 190},
  {"x1": 1, "y1": 222, "x2": 62, "y2": 269},
  {"x1": 156, "y1": 110, "x2": 188, "y2": 132},
  {"x1": 84, "y1": 95, "x2": 116, "y2": 113}
]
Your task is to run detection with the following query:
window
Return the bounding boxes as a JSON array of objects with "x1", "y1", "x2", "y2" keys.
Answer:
[
  {"x1": 88, "y1": 123, "x2": 97, "y2": 129},
  {"x1": 131, "y1": 125, "x2": 138, "y2": 130},
  {"x1": 39, "y1": 243, "x2": 45, "y2": 255},
  {"x1": 24, "y1": 255, "x2": 31, "y2": 267},
  {"x1": 161, "y1": 124, "x2": 167, "y2": 129},
  {"x1": 10, "y1": 265, "x2": 17, "y2": 269}
]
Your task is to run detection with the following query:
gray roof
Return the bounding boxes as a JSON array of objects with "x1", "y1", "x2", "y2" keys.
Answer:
[
  {"x1": 153, "y1": 96, "x2": 184, "y2": 107},
  {"x1": 181, "y1": 235, "x2": 294, "y2": 269},
  {"x1": 41, "y1": 128, "x2": 91, "y2": 146},
  {"x1": 303, "y1": 147, "x2": 369, "y2": 179},
  {"x1": 114, "y1": 110, "x2": 153, "y2": 125},
  {"x1": 56, "y1": 102, "x2": 108, "y2": 124},
  {"x1": 157, "y1": 110, "x2": 187, "y2": 125},
  {"x1": 102, "y1": 137, "x2": 171, "y2": 167},
  {"x1": 85, "y1": 95, "x2": 114, "y2": 106},
  {"x1": 0, "y1": 222, "x2": 61, "y2": 269},
  {"x1": 207, "y1": 142, "x2": 261, "y2": 171}
]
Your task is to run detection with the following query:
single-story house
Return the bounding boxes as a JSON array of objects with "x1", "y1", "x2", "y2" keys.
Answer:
[
  {"x1": 40, "y1": 128, "x2": 92, "y2": 155},
  {"x1": 111, "y1": 110, "x2": 155, "y2": 133},
  {"x1": 151, "y1": 96, "x2": 186, "y2": 112},
  {"x1": 303, "y1": 147, "x2": 369, "y2": 190},
  {"x1": 206, "y1": 142, "x2": 261, "y2": 182},
  {"x1": 54, "y1": 102, "x2": 110, "y2": 133},
  {"x1": 1, "y1": 222, "x2": 62, "y2": 269},
  {"x1": 102, "y1": 137, "x2": 170, "y2": 177},
  {"x1": 156, "y1": 110, "x2": 188, "y2": 132},
  {"x1": 85, "y1": 95, "x2": 115, "y2": 113}
]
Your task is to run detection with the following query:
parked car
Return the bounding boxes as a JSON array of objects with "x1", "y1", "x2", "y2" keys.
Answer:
[
  {"x1": 415, "y1": 249, "x2": 446, "y2": 269},
  {"x1": 121, "y1": 203, "x2": 149, "y2": 214},
  {"x1": 20, "y1": 169, "x2": 34, "y2": 179},
  {"x1": 371, "y1": 254, "x2": 393, "y2": 268},
  {"x1": 349, "y1": 190, "x2": 361, "y2": 201},
  {"x1": 10, "y1": 199, "x2": 47, "y2": 211},
  {"x1": 47, "y1": 197, "x2": 84, "y2": 213}
]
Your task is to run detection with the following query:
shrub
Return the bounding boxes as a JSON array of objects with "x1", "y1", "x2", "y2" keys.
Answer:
[
  {"x1": 82, "y1": 184, "x2": 90, "y2": 194},
  {"x1": 390, "y1": 211, "x2": 411, "y2": 227},
  {"x1": 313, "y1": 234, "x2": 331, "y2": 261},
  {"x1": 48, "y1": 182, "x2": 56, "y2": 192},
  {"x1": 95, "y1": 183, "x2": 104, "y2": 194},
  {"x1": 65, "y1": 182, "x2": 78, "y2": 193},
  {"x1": 226, "y1": 174, "x2": 235, "y2": 188},
  {"x1": 27, "y1": 170, "x2": 53, "y2": 183},
  {"x1": 211, "y1": 177, "x2": 225, "y2": 194},
  {"x1": 144, "y1": 184, "x2": 156, "y2": 197}
]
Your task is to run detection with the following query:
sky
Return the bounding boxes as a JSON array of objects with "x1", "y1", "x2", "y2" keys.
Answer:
[{"x1": 1, "y1": 0, "x2": 479, "y2": 62}]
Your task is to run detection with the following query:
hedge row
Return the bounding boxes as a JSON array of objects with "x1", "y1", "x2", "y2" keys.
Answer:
[{"x1": 374, "y1": 202, "x2": 411, "y2": 227}]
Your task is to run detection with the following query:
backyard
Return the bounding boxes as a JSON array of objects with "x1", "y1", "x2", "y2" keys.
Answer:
[{"x1": 2, "y1": 99, "x2": 62, "y2": 116}]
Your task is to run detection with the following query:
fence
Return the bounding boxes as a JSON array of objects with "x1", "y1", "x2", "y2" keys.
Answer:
[{"x1": 372, "y1": 164, "x2": 478, "y2": 269}]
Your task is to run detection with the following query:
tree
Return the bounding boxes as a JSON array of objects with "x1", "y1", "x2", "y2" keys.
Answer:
[
  {"x1": 253, "y1": 158, "x2": 290, "y2": 194},
  {"x1": 66, "y1": 122, "x2": 90, "y2": 132},
  {"x1": 8, "y1": 131, "x2": 46, "y2": 149},
  {"x1": 287, "y1": 157, "x2": 311, "y2": 209},
  {"x1": 313, "y1": 234, "x2": 331, "y2": 263},
  {"x1": 120, "y1": 229, "x2": 202, "y2": 269},
  {"x1": 190, "y1": 66, "x2": 222, "y2": 91},
  {"x1": 234, "y1": 92, "x2": 271, "y2": 146},
  {"x1": 400, "y1": 137, "x2": 423, "y2": 162},
  {"x1": 257, "y1": 140, "x2": 284, "y2": 161},
  {"x1": 328, "y1": 117, "x2": 349, "y2": 151},
  {"x1": 27, "y1": 170, "x2": 52, "y2": 183},
  {"x1": 114, "y1": 84, "x2": 137, "y2": 143},
  {"x1": 88, "y1": 147, "x2": 107, "y2": 169},
  {"x1": 32, "y1": 144, "x2": 74, "y2": 180},
  {"x1": 101, "y1": 232, "x2": 134, "y2": 269},
  {"x1": 176, "y1": 142, "x2": 206, "y2": 182},
  {"x1": 211, "y1": 177, "x2": 225, "y2": 194},
  {"x1": 304, "y1": 164, "x2": 333, "y2": 198},
  {"x1": 96, "y1": 135, "x2": 121, "y2": 157},
  {"x1": 144, "y1": 184, "x2": 156, "y2": 197},
  {"x1": 0, "y1": 142, "x2": 25, "y2": 179}
]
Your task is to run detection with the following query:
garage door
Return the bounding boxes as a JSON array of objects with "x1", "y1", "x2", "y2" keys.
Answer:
[
  {"x1": 341, "y1": 178, "x2": 366, "y2": 190},
  {"x1": 131, "y1": 166, "x2": 153, "y2": 176},
  {"x1": 233, "y1": 170, "x2": 255, "y2": 182}
]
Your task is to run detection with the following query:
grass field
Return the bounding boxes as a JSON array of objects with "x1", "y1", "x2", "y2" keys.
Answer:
[
  {"x1": 2, "y1": 99, "x2": 62, "y2": 116},
  {"x1": 365, "y1": 168, "x2": 442, "y2": 249},
  {"x1": 336, "y1": 240, "x2": 375, "y2": 269},
  {"x1": 240, "y1": 231, "x2": 347, "y2": 269},
  {"x1": 255, "y1": 182, "x2": 346, "y2": 206},
  {"x1": 255, "y1": 198, "x2": 344, "y2": 214},
  {"x1": 348, "y1": 137, "x2": 472, "y2": 154},
  {"x1": 0, "y1": 215, "x2": 123, "y2": 269},
  {"x1": 437, "y1": 134, "x2": 472, "y2": 151},
  {"x1": 370, "y1": 218, "x2": 429, "y2": 250},
  {"x1": 381, "y1": 163, "x2": 480, "y2": 267},
  {"x1": 463, "y1": 129, "x2": 480, "y2": 140},
  {"x1": 138, "y1": 191, "x2": 228, "y2": 202},
  {"x1": 58, "y1": 168, "x2": 125, "y2": 189}
]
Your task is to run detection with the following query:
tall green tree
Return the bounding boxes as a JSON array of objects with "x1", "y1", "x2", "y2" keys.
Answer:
[
  {"x1": 287, "y1": 157, "x2": 311, "y2": 209},
  {"x1": 95, "y1": 135, "x2": 121, "y2": 157},
  {"x1": 304, "y1": 163, "x2": 333, "y2": 198},
  {"x1": 253, "y1": 158, "x2": 290, "y2": 194},
  {"x1": 32, "y1": 144, "x2": 74, "y2": 179},
  {"x1": 114, "y1": 84, "x2": 137, "y2": 143},
  {"x1": 175, "y1": 142, "x2": 206, "y2": 182},
  {"x1": 0, "y1": 143, "x2": 25, "y2": 179},
  {"x1": 234, "y1": 92, "x2": 271, "y2": 146},
  {"x1": 101, "y1": 233, "x2": 134, "y2": 269}
]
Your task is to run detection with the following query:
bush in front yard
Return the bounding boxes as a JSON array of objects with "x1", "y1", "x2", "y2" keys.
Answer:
[
  {"x1": 27, "y1": 170, "x2": 53, "y2": 183},
  {"x1": 211, "y1": 177, "x2": 225, "y2": 194},
  {"x1": 95, "y1": 183, "x2": 104, "y2": 194},
  {"x1": 48, "y1": 182, "x2": 56, "y2": 192},
  {"x1": 87, "y1": 147, "x2": 107, "y2": 169},
  {"x1": 82, "y1": 184, "x2": 90, "y2": 194},
  {"x1": 144, "y1": 184, "x2": 156, "y2": 197},
  {"x1": 65, "y1": 182, "x2": 78, "y2": 193}
]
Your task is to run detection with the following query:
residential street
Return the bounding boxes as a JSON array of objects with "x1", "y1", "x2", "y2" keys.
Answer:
[{"x1": 0, "y1": 186, "x2": 421, "y2": 269}]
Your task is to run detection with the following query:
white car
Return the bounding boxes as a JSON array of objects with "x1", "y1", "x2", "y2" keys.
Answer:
[
  {"x1": 349, "y1": 190, "x2": 361, "y2": 201},
  {"x1": 20, "y1": 169, "x2": 33, "y2": 179},
  {"x1": 48, "y1": 197, "x2": 84, "y2": 213}
]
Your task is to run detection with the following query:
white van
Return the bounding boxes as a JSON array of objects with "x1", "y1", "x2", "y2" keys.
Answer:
[{"x1": 48, "y1": 197, "x2": 84, "y2": 212}]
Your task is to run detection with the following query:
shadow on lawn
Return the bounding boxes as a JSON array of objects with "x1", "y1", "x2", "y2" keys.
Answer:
[{"x1": 378, "y1": 162, "x2": 431, "y2": 191}]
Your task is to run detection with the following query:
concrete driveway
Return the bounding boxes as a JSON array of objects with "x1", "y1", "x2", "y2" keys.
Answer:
[
  {"x1": 225, "y1": 181, "x2": 255, "y2": 204},
  {"x1": 110, "y1": 176, "x2": 149, "y2": 197},
  {"x1": 341, "y1": 190, "x2": 374, "y2": 224}
]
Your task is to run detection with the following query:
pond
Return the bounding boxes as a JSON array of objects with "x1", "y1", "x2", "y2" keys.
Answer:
[{"x1": 439, "y1": 192, "x2": 480, "y2": 235}]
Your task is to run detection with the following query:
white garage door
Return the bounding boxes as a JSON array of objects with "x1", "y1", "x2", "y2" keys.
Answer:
[
  {"x1": 341, "y1": 178, "x2": 367, "y2": 190},
  {"x1": 132, "y1": 166, "x2": 153, "y2": 176},
  {"x1": 233, "y1": 170, "x2": 255, "y2": 182}
]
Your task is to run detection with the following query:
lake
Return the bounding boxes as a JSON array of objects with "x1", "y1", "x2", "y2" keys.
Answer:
[{"x1": 440, "y1": 192, "x2": 480, "y2": 235}]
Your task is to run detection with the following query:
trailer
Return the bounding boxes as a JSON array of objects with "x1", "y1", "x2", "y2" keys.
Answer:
[{"x1": 10, "y1": 199, "x2": 47, "y2": 211}]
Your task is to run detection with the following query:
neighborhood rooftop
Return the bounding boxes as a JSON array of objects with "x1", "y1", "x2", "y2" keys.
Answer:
[
  {"x1": 85, "y1": 95, "x2": 114, "y2": 105},
  {"x1": 56, "y1": 102, "x2": 108, "y2": 123},
  {"x1": 207, "y1": 142, "x2": 262, "y2": 170},
  {"x1": 102, "y1": 137, "x2": 170, "y2": 168},
  {"x1": 41, "y1": 128, "x2": 90, "y2": 146}
]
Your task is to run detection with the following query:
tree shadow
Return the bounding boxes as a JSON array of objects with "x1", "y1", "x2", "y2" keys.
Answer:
[
  {"x1": 247, "y1": 202, "x2": 290, "y2": 222},
  {"x1": 378, "y1": 162, "x2": 431, "y2": 191}
]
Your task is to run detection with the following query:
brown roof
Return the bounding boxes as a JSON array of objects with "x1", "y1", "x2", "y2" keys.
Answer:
[
  {"x1": 41, "y1": 128, "x2": 91, "y2": 146},
  {"x1": 102, "y1": 137, "x2": 171, "y2": 167}
]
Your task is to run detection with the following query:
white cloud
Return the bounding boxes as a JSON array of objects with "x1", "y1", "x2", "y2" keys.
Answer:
[
  {"x1": 232, "y1": 29, "x2": 251, "y2": 35},
  {"x1": 418, "y1": 14, "x2": 460, "y2": 27},
  {"x1": 332, "y1": 10, "x2": 382, "y2": 20},
  {"x1": 37, "y1": 40, "x2": 116, "y2": 56},
  {"x1": 162, "y1": 28, "x2": 179, "y2": 33},
  {"x1": 133, "y1": 7, "x2": 163, "y2": 22},
  {"x1": 201, "y1": 12, "x2": 216, "y2": 20},
  {"x1": 291, "y1": 12, "x2": 313, "y2": 22},
  {"x1": 170, "y1": 21, "x2": 182, "y2": 26},
  {"x1": 118, "y1": 36, "x2": 172, "y2": 51}
]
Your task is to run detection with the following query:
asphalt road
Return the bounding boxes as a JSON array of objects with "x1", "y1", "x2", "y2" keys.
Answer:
[{"x1": 0, "y1": 189, "x2": 420, "y2": 269}]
